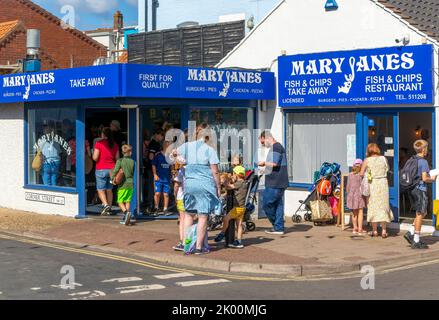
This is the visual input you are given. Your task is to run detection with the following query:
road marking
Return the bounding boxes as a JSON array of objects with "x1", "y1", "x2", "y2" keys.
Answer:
[
  {"x1": 102, "y1": 277, "x2": 142, "y2": 283},
  {"x1": 69, "y1": 290, "x2": 106, "y2": 300},
  {"x1": 0, "y1": 292, "x2": 2, "y2": 295},
  {"x1": 30, "y1": 287, "x2": 41, "y2": 291},
  {"x1": 154, "y1": 272, "x2": 194, "y2": 279},
  {"x1": 51, "y1": 283, "x2": 83, "y2": 290},
  {"x1": 69, "y1": 291, "x2": 91, "y2": 296},
  {"x1": 116, "y1": 284, "x2": 165, "y2": 294},
  {"x1": 175, "y1": 279, "x2": 231, "y2": 287}
]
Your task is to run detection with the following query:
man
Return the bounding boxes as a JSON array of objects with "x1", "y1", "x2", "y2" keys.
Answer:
[
  {"x1": 258, "y1": 131, "x2": 289, "y2": 235},
  {"x1": 110, "y1": 120, "x2": 127, "y2": 154},
  {"x1": 144, "y1": 129, "x2": 165, "y2": 214}
]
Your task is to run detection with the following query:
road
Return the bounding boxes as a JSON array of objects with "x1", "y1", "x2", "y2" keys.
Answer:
[{"x1": 1, "y1": 233, "x2": 439, "y2": 300}]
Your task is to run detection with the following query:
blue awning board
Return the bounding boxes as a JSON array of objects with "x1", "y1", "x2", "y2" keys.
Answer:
[
  {"x1": 0, "y1": 64, "x2": 275, "y2": 104},
  {"x1": 278, "y1": 44, "x2": 434, "y2": 107}
]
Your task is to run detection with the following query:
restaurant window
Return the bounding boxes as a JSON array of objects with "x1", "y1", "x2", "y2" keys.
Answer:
[
  {"x1": 190, "y1": 107, "x2": 254, "y2": 171},
  {"x1": 286, "y1": 112, "x2": 356, "y2": 184},
  {"x1": 28, "y1": 107, "x2": 77, "y2": 188}
]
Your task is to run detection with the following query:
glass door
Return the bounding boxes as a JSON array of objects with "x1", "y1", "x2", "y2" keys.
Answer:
[{"x1": 363, "y1": 113, "x2": 399, "y2": 221}]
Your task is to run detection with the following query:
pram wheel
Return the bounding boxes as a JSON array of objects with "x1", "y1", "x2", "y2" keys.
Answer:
[
  {"x1": 304, "y1": 213, "x2": 312, "y2": 221},
  {"x1": 246, "y1": 221, "x2": 256, "y2": 232},
  {"x1": 292, "y1": 215, "x2": 302, "y2": 223}
]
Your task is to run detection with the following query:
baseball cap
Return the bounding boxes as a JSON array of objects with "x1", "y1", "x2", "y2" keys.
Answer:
[
  {"x1": 233, "y1": 165, "x2": 246, "y2": 176},
  {"x1": 353, "y1": 159, "x2": 363, "y2": 166}
]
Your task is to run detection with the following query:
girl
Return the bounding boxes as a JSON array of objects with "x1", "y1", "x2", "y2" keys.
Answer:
[{"x1": 346, "y1": 159, "x2": 367, "y2": 235}]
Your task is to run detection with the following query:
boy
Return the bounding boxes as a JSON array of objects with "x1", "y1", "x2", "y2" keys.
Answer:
[
  {"x1": 214, "y1": 165, "x2": 248, "y2": 249},
  {"x1": 152, "y1": 141, "x2": 171, "y2": 215},
  {"x1": 404, "y1": 139, "x2": 437, "y2": 249},
  {"x1": 111, "y1": 144, "x2": 135, "y2": 226},
  {"x1": 172, "y1": 156, "x2": 186, "y2": 251}
]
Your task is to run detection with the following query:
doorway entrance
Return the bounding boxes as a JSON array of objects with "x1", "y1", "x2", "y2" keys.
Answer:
[
  {"x1": 363, "y1": 110, "x2": 434, "y2": 223},
  {"x1": 85, "y1": 108, "x2": 128, "y2": 215}
]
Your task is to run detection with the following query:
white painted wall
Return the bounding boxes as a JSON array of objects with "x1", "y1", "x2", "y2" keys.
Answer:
[
  {"x1": 218, "y1": 0, "x2": 439, "y2": 217},
  {"x1": 0, "y1": 104, "x2": 79, "y2": 217}
]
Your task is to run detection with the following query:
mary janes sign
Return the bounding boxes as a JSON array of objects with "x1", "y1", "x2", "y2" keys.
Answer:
[{"x1": 278, "y1": 44, "x2": 434, "y2": 107}]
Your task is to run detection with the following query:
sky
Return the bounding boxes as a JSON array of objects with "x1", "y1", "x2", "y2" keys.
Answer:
[{"x1": 32, "y1": 0, "x2": 280, "y2": 31}]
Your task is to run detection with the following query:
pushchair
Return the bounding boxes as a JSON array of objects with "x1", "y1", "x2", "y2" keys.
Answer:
[{"x1": 292, "y1": 162, "x2": 341, "y2": 225}]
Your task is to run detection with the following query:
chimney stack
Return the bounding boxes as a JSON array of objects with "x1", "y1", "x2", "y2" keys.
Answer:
[{"x1": 114, "y1": 10, "x2": 123, "y2": 30}]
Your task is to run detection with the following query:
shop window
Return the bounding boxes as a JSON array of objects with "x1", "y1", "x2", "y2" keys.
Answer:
[
  {"x1": 28, "y1": 107, "x2": 77, "y2": 188},
  {"x1": 286, "y1": 112, "x2": 356, "y2": 184},
  {"x1": 190, "y1": 108, "x2": 254, "y2": 171}
]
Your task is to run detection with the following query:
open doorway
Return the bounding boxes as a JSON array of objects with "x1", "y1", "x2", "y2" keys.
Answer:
[
  {"x1": 85, "y1": 108, "x2": 128, "y2": 215},
  {"x1": 399, "y1": 111, "x2": 433, "y2": 222}
]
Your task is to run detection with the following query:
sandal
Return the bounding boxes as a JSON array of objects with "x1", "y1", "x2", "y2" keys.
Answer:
[
  {"x1": 352, "y1": 228, "x2": 359, "y2": 235},
  {"x1": 381, "y1": 232, "x2": 388, "y2": 239},
  {"x1": 368, "y1": 231, "x2": 378, "y2": 237}
]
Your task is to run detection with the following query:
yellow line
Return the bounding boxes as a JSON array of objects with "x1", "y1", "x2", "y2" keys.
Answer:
[{"x1": 0, "y1": 233, "x2": 288, "y2": 282}]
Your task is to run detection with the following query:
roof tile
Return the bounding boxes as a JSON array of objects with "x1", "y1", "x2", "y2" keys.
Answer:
[{"x1": 0, "y1": 20, "x2": 20, "y2": 41}]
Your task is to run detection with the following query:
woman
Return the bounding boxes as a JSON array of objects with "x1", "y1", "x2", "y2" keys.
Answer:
[
  {"x1": 41, "y1": 125, "x2": 61, "y2": 186},
  {"x1": 93, "y1": 127, "x2": 119, "y2": 215},
  {"x1": 360, "y1": 143, "x2": 393, "y2": 238},
  {"x1": 174, "y1": 123, "x2": 221, "y2": 255}
]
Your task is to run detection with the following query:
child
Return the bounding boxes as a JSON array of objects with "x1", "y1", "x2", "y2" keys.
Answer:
[
  {"x1": 152, "y1": 141, "x2": 171, "y2": 215},
  {"x1": 214, "y1": 165, "x2": 248, "y2": 249},
  {"x1": 404, "y1": 139, "x2": 437, "y2": 249},
  {"x1": 173, "y1": 156, "x2": 186, "y2": 251},
  {"x1": 111, "y1": 144, "x2": 135, "y2": 226},
  {"x1": 346, "y1": 159, "x2": 366, "y2": 235}
]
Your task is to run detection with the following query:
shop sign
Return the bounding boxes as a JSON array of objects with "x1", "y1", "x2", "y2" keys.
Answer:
[
  {"x1": 0, "y1": 64, "x2": 120, "y2": 103},
  {"x1": 125, "y1": 64, "x2": 275, "y2": 100},
  {"x1": 25, "y1": 192, "x2": 65, "y2": 205},
  {"x1": 278, "y1": 44, "x2": 434, "y2": 107}
]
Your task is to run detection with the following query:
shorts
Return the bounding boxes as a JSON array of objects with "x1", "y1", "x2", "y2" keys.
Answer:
[
  {"x1": 117, "y1": 188, "x2": 133, "y2": 203},
  {"x1": 227, "y1": 207, "x2": 246, "y2": 220},
  {"x1": 176, "y1": 199, "x2": 185, "y2": 212},
  {"x1": 95, "y1": 169, "x2": 112, "y2": 190},
  {"x1": 410, "y1": 188, "x2": 428, "y2": 217},
  {"x1": 155, "y1": 181, "x2": 170, "y2": 194}
]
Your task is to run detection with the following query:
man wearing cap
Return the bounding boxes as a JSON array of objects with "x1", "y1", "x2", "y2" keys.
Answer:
[{"x1": 111, "y1": 120, "x2": 127, "y2": 155}]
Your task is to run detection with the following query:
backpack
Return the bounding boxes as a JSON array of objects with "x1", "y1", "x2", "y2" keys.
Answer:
[{"x1": 399, "y1": 155, "x2": 420, "y2": 193}]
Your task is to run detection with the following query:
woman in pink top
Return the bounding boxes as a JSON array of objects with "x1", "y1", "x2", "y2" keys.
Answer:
[{"x1": 93, "y1": 127, "x2": 119, "y2": 215}]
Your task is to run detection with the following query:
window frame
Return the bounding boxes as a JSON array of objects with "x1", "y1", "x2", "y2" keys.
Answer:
[
  {"x1": 24, "y1": 104, "x2": 79, "y2": 194},
  {"x1": 283, "y1": 109, "x2": 359, "y2": 189}
]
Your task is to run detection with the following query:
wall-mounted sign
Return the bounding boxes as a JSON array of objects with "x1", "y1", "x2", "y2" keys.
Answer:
[
  {"x1": 25, "y1": 192, "x2": 65, "y2": 205},
  {"x1": 278, "y1": 44, "x2": 434, "y2": 107},
  {"x1": 0, "y1": 64, "x2": 275, "y2": 104}
]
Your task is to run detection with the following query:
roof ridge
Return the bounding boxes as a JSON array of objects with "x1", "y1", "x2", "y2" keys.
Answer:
[
  {"x1": 12, "y1": 0, "x2": 107, "y2": 51},
  {"x1": 0, "y1": 20, "x2": 24, "y2": 44}
]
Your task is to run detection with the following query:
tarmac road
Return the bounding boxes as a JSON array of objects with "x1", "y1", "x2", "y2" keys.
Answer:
[{"x1": 1, "y1": 233, "x2": 439, "y2": 300}]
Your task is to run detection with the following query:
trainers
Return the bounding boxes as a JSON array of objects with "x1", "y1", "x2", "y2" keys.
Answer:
[
  {"x1": 163, "y1": 209, "x2": 173, "y2": 216},
  {"x1": 101, "y1": 205, "x2": 111, "y2": 216},
  {"x1": 411, "y1": 241, "x2": 429, "y2": 249},
  {"x1": 124, "y1": 212, "x2": 132, "y2": 226},
  {"x1": 229, "y1": 240, "x2": 244, "y2": 249},
  {"x1": 404, "y1": 231, "x2": 414, "y2": 245},
  {"x1": 193, "y1": 248, "x2": 209, "y2": 255},
  {"x1": 173, "y1": 242, "x2": 185, "y2": 251},
  {"x1": 214, "y1": 232, "x2": 225, "y2": 243},
  {"x1": 265, "y1": 229, "x2": 285, "y2": 235}
]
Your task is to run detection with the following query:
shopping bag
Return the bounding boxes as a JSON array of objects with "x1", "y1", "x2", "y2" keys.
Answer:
[
  {"x1": 32, "y1": 150, "x2": 43, "y2": 172},
  {"x1": 433, "y1": 200, "x2": 439, "y2": 230},
  {"x1": 310, "y1": 196, "x2": 333, "y2": 221},
  {"x1": 360, "y1": 175, "x2": 370, "y2": 197},
  {"x1": 184, "y1": 223, "x2": 209, "y2": 254}
]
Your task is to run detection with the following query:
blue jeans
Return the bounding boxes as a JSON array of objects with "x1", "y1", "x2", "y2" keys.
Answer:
[
  {"x1": 42, "y1": 161, "x2": 60, "y2": 186},
  {"x1": 262, "y1": 187, "x2": 285, "y2": 232}
]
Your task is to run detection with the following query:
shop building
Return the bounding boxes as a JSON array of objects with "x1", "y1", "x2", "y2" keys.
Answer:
[
  {"x1": 218, "y1": 0, "x2": 439, "y2": 228},
  {"x1": 0, "y1": 64, "x2": 274, "y2": 217}
]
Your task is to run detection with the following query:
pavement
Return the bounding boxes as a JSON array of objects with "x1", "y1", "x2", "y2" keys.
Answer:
[{"x1": 1, "y1": 208, "x2": 439, "y2": 278}]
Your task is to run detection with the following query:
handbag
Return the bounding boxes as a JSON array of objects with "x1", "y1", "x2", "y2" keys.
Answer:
[
  {"x1": 361, "y1": 170, "x2": 371, "y2": 197},
  {"x1": 32, "y1": 150, "x2": 43, "y2": 172},
  {"x1": 310, "y1": 194, "x2": 333, "y2": 221}
]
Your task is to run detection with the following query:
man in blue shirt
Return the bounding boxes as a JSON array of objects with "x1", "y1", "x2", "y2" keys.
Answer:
[
  {"x1": 152, "y1": 141, "x2": 171, "y2": 215},
  {"x1": 258, "y1": 131, "x2": 289, "y2": 235},
  {"x1": 405, "y1": 139, "x2": 437, "y2": 249}
]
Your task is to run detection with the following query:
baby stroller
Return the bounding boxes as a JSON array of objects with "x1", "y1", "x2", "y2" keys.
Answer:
[
  {"x1": 207, "y1": 196, "x2": 227, "y2": 231},
  {"x1": 292, "y1": 162, "x2": 341, "y2": 225}
]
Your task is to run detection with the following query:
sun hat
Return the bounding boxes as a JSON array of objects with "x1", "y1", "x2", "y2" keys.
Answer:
[
  {"x1": 353, "y1": 158, "x2": 363, "y2": 166},
  {"x1": 233, "y1": 165, "x2": 246, "y2": 176}
]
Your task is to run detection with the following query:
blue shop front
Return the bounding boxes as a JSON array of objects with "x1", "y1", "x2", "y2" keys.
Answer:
[
  {"x1": 278, "y1": 44, "x2": 437, "y2": 225},
  {"x1": 0, "y1": 64, "x2": 275, "y2": 218}
]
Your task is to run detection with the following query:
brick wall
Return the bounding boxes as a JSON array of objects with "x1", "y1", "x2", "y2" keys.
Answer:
[{"x1": 0, "y1": 0, "x2": 107, "y2": 70}]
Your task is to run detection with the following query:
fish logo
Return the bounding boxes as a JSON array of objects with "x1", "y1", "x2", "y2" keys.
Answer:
[
  {"x1": 338, "y1": 57, "x2": 356, "y2": 94},
  {"x1": 23, "y1": 75, "x2": 31, "y2": 100},
  {"x1": 219, "y1": 71, "x2": 231, "y2": 97}
]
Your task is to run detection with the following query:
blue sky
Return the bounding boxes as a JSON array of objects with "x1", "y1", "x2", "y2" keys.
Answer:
[{"x1": 32, "y1": 0, "x2": 280, "y2": 31}]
